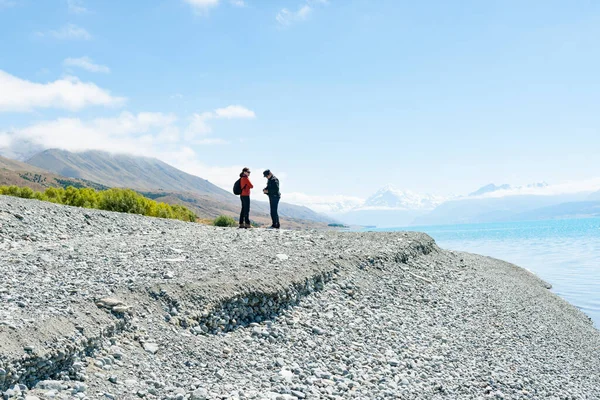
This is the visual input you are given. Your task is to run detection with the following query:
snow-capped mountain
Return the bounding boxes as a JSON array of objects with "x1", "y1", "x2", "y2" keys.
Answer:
[{"x1": 359, "y1": 185, "x2": 447, "y2": 210}]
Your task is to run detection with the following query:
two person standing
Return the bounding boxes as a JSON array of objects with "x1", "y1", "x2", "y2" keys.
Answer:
[{"x1": 237, "y1": 167, "x2": 280, "y2": 229}]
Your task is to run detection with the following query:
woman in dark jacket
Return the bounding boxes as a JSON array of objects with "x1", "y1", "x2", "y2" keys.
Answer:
[{"x1": 239, "y1": 167, "x2": 253, "y2": 228}]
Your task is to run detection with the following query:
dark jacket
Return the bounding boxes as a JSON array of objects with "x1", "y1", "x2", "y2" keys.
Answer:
[{"x1": 265, "y1": 175, "x2": 281, "y2": 197}]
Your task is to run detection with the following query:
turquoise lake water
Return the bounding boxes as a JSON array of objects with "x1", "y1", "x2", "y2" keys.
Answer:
[{"x1": 370, "y1": 218, "x2": 600, "y2": 327}]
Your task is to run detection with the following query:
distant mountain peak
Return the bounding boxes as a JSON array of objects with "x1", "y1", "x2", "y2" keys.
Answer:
[{"x1": 469, "y1": 181, "x2": 551, "y2": 197}]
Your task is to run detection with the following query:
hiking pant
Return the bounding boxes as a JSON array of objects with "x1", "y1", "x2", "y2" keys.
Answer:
[
  {"x1": 239, "y1": 196, "x2": 250, "y2": 225},
  {"x1": 269, "y1": 195, "x2": 280, "y2": 227}
]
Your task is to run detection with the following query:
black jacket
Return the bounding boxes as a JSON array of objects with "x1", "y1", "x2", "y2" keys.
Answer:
[{"x1": 265, "y1": 175, "x2": 281, "y2": 197}]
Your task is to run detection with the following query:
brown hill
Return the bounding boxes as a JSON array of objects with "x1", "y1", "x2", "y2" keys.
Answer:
[{"x1": 0, "y1": 155, "x2": 108, "y2": 191}]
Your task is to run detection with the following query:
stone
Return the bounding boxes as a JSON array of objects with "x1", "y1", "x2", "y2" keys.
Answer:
[
  {"x1": 190, "y1": 388, "x2": 208, "y2": 400},
  {"x1": 36, "y1": 381, "x2": 65, "y2": 391},
  {"x1": 143, "y1": 342, "x2": 159, "y2": 354}
]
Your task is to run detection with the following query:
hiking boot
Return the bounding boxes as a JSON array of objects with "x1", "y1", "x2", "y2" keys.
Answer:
[
  {"x1": 238, "y1": 223, "x2": 245, "y2": 229},
  {"x1": 245, "y1": 223, "x2": 252, "y2": 229}
]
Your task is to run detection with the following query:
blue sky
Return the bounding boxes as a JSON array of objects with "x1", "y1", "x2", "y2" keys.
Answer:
[{"x1": 1, "y1": 0, "x2": 600, "y2": 206}]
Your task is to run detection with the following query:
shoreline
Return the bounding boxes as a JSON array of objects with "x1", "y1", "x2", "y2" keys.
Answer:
[{"x1": 1, "y1": 195, "x2": 599, "y2": 398}]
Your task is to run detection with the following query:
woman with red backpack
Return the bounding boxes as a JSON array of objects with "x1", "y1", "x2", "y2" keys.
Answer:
[{"x1": 238, "y1": 167, "x2": 253, "y2": 228}]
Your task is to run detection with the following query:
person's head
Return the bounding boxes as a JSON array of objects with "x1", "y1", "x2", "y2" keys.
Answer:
[
  {"x1": 263, "y1": 169, "x2": 272, "y2": 179},
  {"x1": 241, "y1": 167, "x2": 251, "y2": 177}
]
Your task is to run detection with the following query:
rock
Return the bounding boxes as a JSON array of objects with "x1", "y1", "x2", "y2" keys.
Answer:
[
  {"x1": 279, "y1": 368, "x2": 294, "y2": 383},
  {"x1": 291, "y1": 390, "x2": 306, "y2": 399},
  {"x1": 96, "y1": 298, "x2": 125, "y2": 308},
  {"x1": 111, "y1": 305, "x2": 130, "y2": 313},
  {"x1": 143, "y1": 342, "x2": 159, "y2": 354},
  {"x1": 276, "y1": 254, "x2": 289, "y2": 261},
  {"x1": 190, "y1": 388, "x2": 208, "y2": 400},
  {"x1": 312, "y1": 326, "x2": 326, "y2": 335},
  {"x1": 36, "y1": 381, "x2": 65, "y2": 391}
]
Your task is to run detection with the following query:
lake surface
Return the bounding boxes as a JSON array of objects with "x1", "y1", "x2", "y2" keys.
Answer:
[{"x1": 370, "y1": 218, "x2": 600, "y2": 327}]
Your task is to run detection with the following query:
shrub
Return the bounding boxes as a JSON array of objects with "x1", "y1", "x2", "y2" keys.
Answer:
[
  {"x1": 213, "y1": 215, "x2": 237, "y2": 227},
  {"x1": 18, "y1": 187, "x2": 35, "y2": 199},
  {"x1": 0, "y1": 185, "x2": 197, "y2": 223},
  {"x1": 99, "y1": 189, "x2": 149, "y2": 215}
]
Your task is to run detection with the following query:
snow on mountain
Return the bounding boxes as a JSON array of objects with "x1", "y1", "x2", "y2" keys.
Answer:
[{"x1": 358, "y1": 185, "x2": 447, "y2": 211}]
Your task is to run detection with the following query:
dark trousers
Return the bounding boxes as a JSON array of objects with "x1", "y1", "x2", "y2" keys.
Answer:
[
  {"x1": 269, "y1": 196, "x2": 280, "y2": 227},
  {"x1": 239, "y1": 196, "x2": 250, "y2": 225}
]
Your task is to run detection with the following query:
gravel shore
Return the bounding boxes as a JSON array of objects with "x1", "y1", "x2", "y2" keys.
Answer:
[{"x1": 1, "y1": 195, "x2": 599, "y2": 399}]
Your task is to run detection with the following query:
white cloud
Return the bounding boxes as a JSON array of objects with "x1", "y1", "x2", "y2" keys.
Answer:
[
  {"x1": 230, "y1": 0, "x2": 245, "y2": 6},
  {"x1": 0, "y1": 69, "x2": 125, "y2": 112},
  {"x1": 67, "y1": 0, "x2": 87, "y2": 14},
  {"x1": 185, "y1": 105, "x2": 255, "y2": 139},
  {"x1": 0, "y1": 132, "x2": 10, "y2": 147},
  {"x1": 186, "y1": 112, "x2": 213, "y2": 138},
  {"x1": 64, "y1": 57, "x2": 110, "y2": 74},
  {"x1": 1, "y1": 104, "x2": 252, "y2": 160},
  {"x1": 184, "y1": 0, "x2": 219, "y2": 13},
  {"x1": 214, "y1": 105, "x2": 256, "y2": 119},
  {"x1": 8, "y1": 112, "x2": 177, "y2": 155}
]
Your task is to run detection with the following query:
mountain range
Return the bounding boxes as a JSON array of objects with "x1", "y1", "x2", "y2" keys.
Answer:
[
  {"x1": 4, "y1": 147, "x2": 599, "y2": 228},
  {"x1": 328, "y1": 186, "x2": 448, "y2": 227},
  {"x1": 0, "y1": 149, "x2": 336, "y2": 228},
  {"x1": 325, "y1": 182, "x2": 600, "y2": 227}
]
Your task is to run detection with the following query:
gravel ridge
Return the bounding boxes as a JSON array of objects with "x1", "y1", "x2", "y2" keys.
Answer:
[{"x1": 1, "y1": 195, "x2": 599, "y2": 399}]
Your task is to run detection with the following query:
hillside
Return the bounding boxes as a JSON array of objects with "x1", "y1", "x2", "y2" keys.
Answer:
[
  {"x1": 26, "y1": 149, "x2": 229, "y2": 196},
  {"x1": 0, "y1": 155, "x2": 108, "y2": 191},
  {"x1": 514, "y1": 201, "x2": 600, "y2": 220},
  {"x1": 412, "y1": 193, "x2": 590, "y2": 226}
]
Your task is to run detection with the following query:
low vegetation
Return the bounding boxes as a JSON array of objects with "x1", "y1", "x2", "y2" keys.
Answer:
[
  {"x1": 213, "y1": 215, "x2": 238, "y2": 227},
  {"x1": 0, "y1": 185, "x2": 196, "y2": 222}
]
